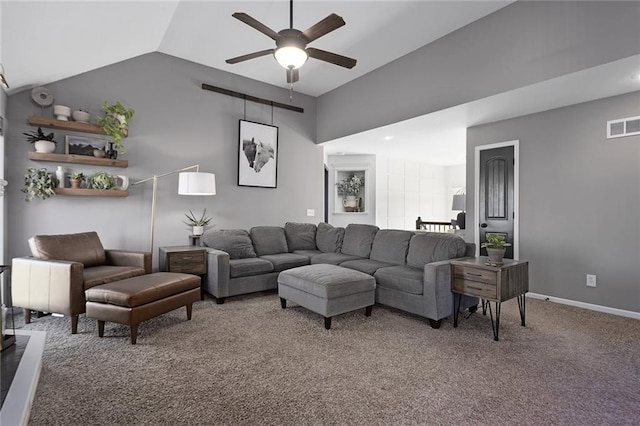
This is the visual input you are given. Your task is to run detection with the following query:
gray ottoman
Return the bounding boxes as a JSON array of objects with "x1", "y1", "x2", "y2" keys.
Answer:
[{"x1": 278, "y1": 264, "x2": 376, "y2": 329}]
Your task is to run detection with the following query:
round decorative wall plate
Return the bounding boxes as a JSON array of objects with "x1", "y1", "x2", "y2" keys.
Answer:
[{"x1": 30, "y1": 86, "x2": 54, "y2": 107}]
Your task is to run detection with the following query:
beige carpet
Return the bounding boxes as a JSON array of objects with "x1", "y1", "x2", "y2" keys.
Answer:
[{"x1": 17, "y1": 292, "x2": 640, "y2": 425}]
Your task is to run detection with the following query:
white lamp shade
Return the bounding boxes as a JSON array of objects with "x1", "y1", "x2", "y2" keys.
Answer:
[
  {"x1": 274, "y1": 46, "x2": 308, "y2": 69},
  {"x1": 178, "y1": 172, "x2": 216, "y2": 195},
  {"x1": 452, "y1": 194, "x2": 466, "y2": 211}
]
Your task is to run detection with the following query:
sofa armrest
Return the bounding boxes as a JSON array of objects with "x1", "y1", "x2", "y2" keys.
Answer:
[
  {"x1": 423, "y1": 258, "x2": 478, "y2": 321},
  {"x1": 105, "y1": 250, "x2": 152, "y2": 274},
  {"x1": 11, "y1": 257, "x2": 85, "y2": 317},
  {"x1": 203, "y1": 248, "x2": 231, "y2": 298}
]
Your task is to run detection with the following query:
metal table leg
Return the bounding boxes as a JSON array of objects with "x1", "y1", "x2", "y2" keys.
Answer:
[
  {"x1": 487, "y1": 301, "x2": 501, "y2": 341},
  {"x1": 517, "y1": 294, "x2": 526, "y2": 326}
]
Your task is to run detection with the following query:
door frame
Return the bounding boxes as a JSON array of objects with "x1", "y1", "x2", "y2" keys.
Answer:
[{"x1": 474, "y1": 140, "x2": 520, "y2": 259}]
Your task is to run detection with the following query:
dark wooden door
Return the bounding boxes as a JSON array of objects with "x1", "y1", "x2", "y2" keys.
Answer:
[{"x1": 479, "y1": 146, "x2": 514, "y2": 258}]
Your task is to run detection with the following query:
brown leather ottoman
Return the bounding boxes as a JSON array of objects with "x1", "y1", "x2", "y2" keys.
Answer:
[{"x1": 85, "y1": 272, "x2": 200, "y2": 344}]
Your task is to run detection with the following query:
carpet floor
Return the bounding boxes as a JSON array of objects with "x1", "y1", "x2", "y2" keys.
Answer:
[{"x1": 17, "y1": 292, "x2": 640, "y2": 425}]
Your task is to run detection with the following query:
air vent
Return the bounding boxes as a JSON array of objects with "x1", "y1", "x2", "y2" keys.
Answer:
[{"x1": 607, "y1": 116, "x2": 640, "y2": 139}]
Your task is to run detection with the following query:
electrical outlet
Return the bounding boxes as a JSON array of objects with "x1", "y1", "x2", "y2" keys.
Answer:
[
  {"x1": 586, "y1": 274, "x2": 596, "y2": 287},
  {"x1": 306, "y1": 209, "x2": 315, "y2": 217}
]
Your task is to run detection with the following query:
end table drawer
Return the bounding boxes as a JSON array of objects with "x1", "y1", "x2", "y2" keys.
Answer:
[
  {"x1": 452, "y1": 265, "x2": 497, "y2": 284},
  {"x1": 168, "y1": 252, "x2": 206, "y2": 274},
  {"x1": 452, "y1": 278, "x2": 497, "y2": 299}
]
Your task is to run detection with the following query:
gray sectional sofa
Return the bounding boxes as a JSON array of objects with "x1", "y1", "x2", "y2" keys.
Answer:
[{"x1": 202, "y1": 222, "x2": 478, "y2": 328}]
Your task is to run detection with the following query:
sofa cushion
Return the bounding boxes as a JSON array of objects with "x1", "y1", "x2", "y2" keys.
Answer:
[
  {"x1": 250, "y1": 226, "x2": 288, "y2": 256},
  {"x1": 202, "y1": 229, "x2": 257, "y2": 259},
  {"x1": 310, "y1": 252, "x2": 362, "y2": 265},
  {"x1": 340, "y1": 259, "x2": 394, "y2": 275},
  {"x1": 374, "y1": 265, "x2": 424, "y2": 295},
  {"x1": 284, "y1": 222, "x2": 317, "y2": 251},
  {"x1": 315, "y1": 222, "x2": 344, "y2": 253},
  {"x1": 406, "y1": 232, "x2": 467, "y2": 269},
  {"x1": 229, "y1": 258, "x2": 274, "y2": 278},
  {"x1": 83, "y1": 265, "x2": 147, "y2": 290},
  {"x1": 260, "y1": 253, "x2": 310, "y2": 272},
  {"x1": 341, "y1": 224, "x2": 380, "y2": 258},
  {"x1": 29, "y1": 231, "x2": 106, "y2": 267},
  {"x1": 292, "y1": 249, "x2": 323, "y2": 260},
  {"x1": 369, "y1": 229, "x2": 414, "y2": 265}
]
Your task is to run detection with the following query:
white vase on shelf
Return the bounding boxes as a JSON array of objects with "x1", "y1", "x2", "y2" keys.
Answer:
[{"x1": 55, "y1": 166, "x2": 65, "y2": 188}]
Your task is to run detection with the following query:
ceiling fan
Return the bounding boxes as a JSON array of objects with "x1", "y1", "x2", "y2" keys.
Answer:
[{"x1": 226, "y1": 0, "x2": 357, "y2": 84}]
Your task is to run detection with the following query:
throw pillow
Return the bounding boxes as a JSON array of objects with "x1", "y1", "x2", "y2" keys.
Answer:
[
  {"x1": 341, "y1": 224, "x2": 380, "y2": 258},
  {"x1": 250, "y1": 226, "x2": 289, "y2": 256},
  {"x1": 202, "y1": 229, "x2": 257, "y2": 259},
  {"x1": 284, "y1": 222, "x2": 317, "y2": 251},
  {"x1": 316, "y1": 222, "x2": 345, "y2": 253}
]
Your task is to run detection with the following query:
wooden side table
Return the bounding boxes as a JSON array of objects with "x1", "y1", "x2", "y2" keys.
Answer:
[
  {"x1": 159, "y1": 246, "x2": 207, "y2": 299},
  {"x1": 450, "y1": 257, "x2": 529, "y2": 341}
]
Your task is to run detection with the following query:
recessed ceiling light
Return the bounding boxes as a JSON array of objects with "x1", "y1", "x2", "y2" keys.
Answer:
[
  {"x1": 384, "y1": 136, "x2": 393, "y2": 141},
  {"x1": 632, "y1": 73, "x2": 640, "y2": 81}
]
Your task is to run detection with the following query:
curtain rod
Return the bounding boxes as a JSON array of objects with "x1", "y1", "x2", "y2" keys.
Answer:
[{"x1": 201, "y1": 83, "x2": 304, "y2": 114}]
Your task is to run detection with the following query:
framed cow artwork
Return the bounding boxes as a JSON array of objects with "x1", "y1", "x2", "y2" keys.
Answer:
[{"x1": 238, "y1": 119, "x2": 278, "y2": 188}]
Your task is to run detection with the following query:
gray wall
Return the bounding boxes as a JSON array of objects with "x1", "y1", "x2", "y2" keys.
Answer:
[
  {"x1": 467, "y1": 91, "x2": 640, "y2": 313},
  {"x1": 316, "y1": 1, "x2": 640, "y2": 143},
  {"x1": 5, "y1": 52, "x2": 322, "y2": 268}
]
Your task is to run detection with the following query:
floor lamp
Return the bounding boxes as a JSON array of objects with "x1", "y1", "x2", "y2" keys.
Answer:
[{"x1": 132, "y1": 165, "x2": 216, "y2": 253}]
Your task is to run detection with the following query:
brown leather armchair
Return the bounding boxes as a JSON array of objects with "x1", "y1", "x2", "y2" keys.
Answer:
[{"x1": 11, "y1": 232, "x2": 151, "y2": 333}]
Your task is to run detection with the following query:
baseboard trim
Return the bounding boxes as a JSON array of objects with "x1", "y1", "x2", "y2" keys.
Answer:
[{"x1": 527, "y1": 293, "x2": 640, "y2": 320}]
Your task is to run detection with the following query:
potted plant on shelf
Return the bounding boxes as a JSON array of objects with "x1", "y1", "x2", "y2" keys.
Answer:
[
  {"x1": 69, "y1": 172, "x2": 85, "y2": 189},
  {"x1": 22, "y1": 167, "x2": 57, "y2": 201},
  {"x1": 184, "y1": 209, "x2": 213, "y2": 236},
  {"x1": 88, "y1": 171, "x2": 117, "y2": 190},
  {"x1": 336, "y1": 174, "x2": 364, "y2": 212},
  {"x1": 481, "y1": 233, "x2": 512, "y2": 265},
  {"x1": 23, "y1": 127, "x2": 57, "y2": 153},
  {"x1": 96, "y1": 101, "x2": 134, "y2": 158}
]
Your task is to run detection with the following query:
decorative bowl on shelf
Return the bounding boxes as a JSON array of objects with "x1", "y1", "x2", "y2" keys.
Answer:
[
  {"x1": 72, "y1": 110, "x2": 90, "y2": 123},
  {"x1": 53, "y1": 105, "x2": 71, "y2": 121}
]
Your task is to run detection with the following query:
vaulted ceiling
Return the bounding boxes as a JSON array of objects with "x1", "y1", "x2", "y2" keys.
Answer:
[{"x1": 1, "y1": 1, "x2": 512, "y2": 96}]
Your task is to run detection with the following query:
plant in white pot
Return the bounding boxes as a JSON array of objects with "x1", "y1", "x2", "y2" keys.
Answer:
[
  {"x1": 184, "y1": 209, "x2": 212, "y2": 236},
  {"x1": 481, "y1": 234, "x2": 512, "y2": 265},
  {"x1": 23, "y1": 127, "x2": 57, "y2": 153},
  {"x1": 336, "y1": 174, "x2": 364, "y2": 212}
]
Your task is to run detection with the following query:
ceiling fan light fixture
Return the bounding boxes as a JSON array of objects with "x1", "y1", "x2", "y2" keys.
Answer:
[{"x1": 274, "y1": 46, "x2": 308, "y2": 70}]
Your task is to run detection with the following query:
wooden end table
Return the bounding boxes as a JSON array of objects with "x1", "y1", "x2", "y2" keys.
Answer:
[
  {"x1": 159, "y1": 246, "x2": 207, "y2": 299},
  {"x1": 450, "y1": 257, "x2": 529, "y2": 341}
]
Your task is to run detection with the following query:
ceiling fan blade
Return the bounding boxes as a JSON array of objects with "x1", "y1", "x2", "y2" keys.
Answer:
[
  {"x1": 232, "y1": 12, "x2": 281, "y2": 41},
  {"x1": 226, "y1": 49, "x2": 274, "y2": 64},
  {"x1": 302, "y1": 14, "x2": 345, "y2": 43},
  {"x1": 286, "y1": 68, "x2": 299, "y2": 84},
  {"x1": 307, "y1": 47, "x2": 357, "y2": 69}
]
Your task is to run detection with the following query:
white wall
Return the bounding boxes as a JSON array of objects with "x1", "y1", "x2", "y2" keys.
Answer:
[{"x1": 376, "y1": 156, "x2": 465, "y2": 230}]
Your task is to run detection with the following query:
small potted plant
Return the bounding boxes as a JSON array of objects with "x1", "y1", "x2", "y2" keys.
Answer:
[
  {"x1": 336, "y1": 174, "x2": 364, "y2": 212},
  {"x1": 69, "y1": 172, "x2": 85, "y2": 189},
  {"x1": 481, "y1": 233, "x2": 512, "y2": 265},
  {"x1": 184, "y1": 209, "x2": 213, "y2": 236},
  {"x1": 96, "y1": 101, "x2": 134, "y2": 157},
  {"x1": 22, "y1": 167, "x2": 57, "y2": 201},
  {"x1": 22, "y1": 127, "x2": 57, "y2": 153},
  {"x1": 88, "y1": 171, "x2": 116, "y2": 190}
]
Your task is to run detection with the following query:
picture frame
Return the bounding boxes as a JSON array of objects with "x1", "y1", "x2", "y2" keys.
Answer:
[
  {"x1": 238, "y1": 119, "x2": 278, "y2": 188},
  {"x1": 65, "y1": 135, "x2": 107, "y2": 156}
]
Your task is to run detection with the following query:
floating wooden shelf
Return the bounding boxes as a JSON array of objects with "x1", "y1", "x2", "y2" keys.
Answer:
[
  {"x1": 53, "y1": 188, "x2": 128, "y2": 197},
  {"x1": 27, "y1": 115, "x2": 128, "y2": 138},
  {"x1": 28, "y1": 152, "x2": 128, "y2": 168}
]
